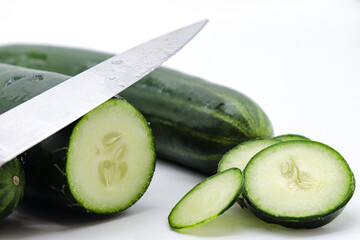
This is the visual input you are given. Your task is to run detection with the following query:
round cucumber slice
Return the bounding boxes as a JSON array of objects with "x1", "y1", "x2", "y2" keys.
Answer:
[
  {"x1": 273, "y1": 134, "x2": 309, "y2": 141},
  {"x1": 244, "y1": 140, "x2": 355, "y2": 228},
  {"x1": 66, "y1": 98, "x2": 156, "y2": 214},
  {"x1": 168, "y1": 168, "x2": 243, "y2": 229},
  {"x1": 218, "y1": 138, "x2": 280, "y2": 172}
]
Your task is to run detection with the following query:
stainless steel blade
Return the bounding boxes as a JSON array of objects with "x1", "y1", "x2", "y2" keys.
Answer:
[{"x1": 0, "y1": 20, "x2": 208, "y2": 166}]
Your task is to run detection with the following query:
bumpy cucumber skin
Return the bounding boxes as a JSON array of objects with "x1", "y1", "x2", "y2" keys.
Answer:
[
  {"x1": 0, "y1": 63, "x2": 66, "y2": 113},
  {"x1": 0, "y1": 45, "x2": 111, "y2": 76},
  {"x1": 0, "y1": 158, "x2": 25, "y2": 221},
  {"x1": 243, "y1": 140, "x2": 356, "y2": 228},
  {"x1": 0, "y1": 45, "x2": 273, "y2": 174},
  {"x1": 19, "y1": 122, "x2": 81, "y2": 210},
  {"x1": 0, "y1": 64, "x2": 155, "y2": 213},
  {"x1": 0, "y1": 63, "x2": 85, "y2": 210}
]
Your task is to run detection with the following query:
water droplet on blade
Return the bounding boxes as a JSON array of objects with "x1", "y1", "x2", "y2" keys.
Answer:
[
  {"x1": 111, "y1": 59, "x2": 123, "y2": 65},
  {"x1": 31, "y1": 75, "x2": 43, "y2": 82},
  {"x1": 3, "y1": 76, "x2": 25, "y2": 87}
]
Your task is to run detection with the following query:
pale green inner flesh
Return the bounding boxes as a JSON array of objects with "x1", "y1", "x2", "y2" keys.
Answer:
[
  {"x1": 67, "y1": 100, "x2": 154, "y2": 212},
  {"x1": 219, "y1": 139, "x2": 279, "y2": 172},
  {"x1": 170, "y1": 169, "x2": 242, "y2": 228},
  {"x1": 245, "y1": 143, "x2": 352, "y2": 217}
]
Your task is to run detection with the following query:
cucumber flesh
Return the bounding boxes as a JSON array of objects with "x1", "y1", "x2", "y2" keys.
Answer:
[
  {"x1": 218, "y1": 138, "x2": 280, "y2": 172},
  {"x1": 244, "y1": 140, "x2": 355, "y2": 228},
  {"x1": 168, "y1": 168, "x2": 243, "y2": 229},
  {"x1": 66, "y1": 99, "x2": 156, "y2": 213},
  {"x1": 273, "y1": 134, "x2": 309, "y2": 141}
]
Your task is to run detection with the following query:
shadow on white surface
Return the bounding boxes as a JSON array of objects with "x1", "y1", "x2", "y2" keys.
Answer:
[
  {"x1": 0, "y1": 200, "x2": 152, "y2": 239},
  {"x1": 176, "y1": 204, "x2": 357, "y2": 238}
]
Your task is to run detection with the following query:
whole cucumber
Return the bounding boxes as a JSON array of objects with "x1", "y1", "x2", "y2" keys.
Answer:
[{"x1": 0, "y1": 45, "x2": 273, "y2": 173}]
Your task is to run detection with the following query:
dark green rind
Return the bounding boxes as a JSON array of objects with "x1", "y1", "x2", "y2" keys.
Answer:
[
  {"x1": 273, "y1": 134, "x2": 309, "y2": 141},
  {"x1": 0, "y1": 44, "x2": 111, "y2": 76},
  {"x1": 0, "y1": 64, "x2": 155, "y2": 213},
  {"x1": 168, "y1": 168, "x2": 243, "y2": 229},
  {"x1": 0, "y1": 158, "x2": 25, "y2": 221},
  {"x1": 243, "y1": 192, "x2": 352, "y2": 228},
  {"x1": 0, "y1": 63, "x2": 67, "y2": 112},
  {"x1": 0, "y1": 44, "x2": 273, "y2": 173},
  {"x1": 0, "y1": 63, "x2": 79, "y2": 210},
  {"x1": 243, "y1": 140, "x2": 356, "y2": 228},
  {"x1": 18, "y1": 123, "x2": 81, "y2": 210}
]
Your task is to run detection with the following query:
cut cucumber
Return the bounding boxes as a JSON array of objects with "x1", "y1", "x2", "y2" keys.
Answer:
[
  {"x1": 243, "y1": 140, "x2": 355, "y2": 228},
  {"x1": 218, "y1": 138, "x2": 280, "y2": 172},
  {"x1": 20, "y1": 98, "x2": 156, "y2": 214},
  {"x1": 273, "y1": 134, "x2": 309, "y2": 141},
  {"x1": 0, "y1": 158, "x2": 25, "y2": 221},
  {"x1": 0, "y1": 63, "x2": 155, "y2": 213},
  {"x1": 168, "y1": 168, "x2": 243, "y2": 229}
]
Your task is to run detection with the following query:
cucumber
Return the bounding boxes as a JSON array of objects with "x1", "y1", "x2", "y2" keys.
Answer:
[
  {"x1": 0, "y1": 44, "x2": 274, "y2": 174},
  {"x1": 0, "y1": 64, "x2": 155, "y2": 213},
  {"x1": 274, "y1": 134, "x2": 309, "y2": 141},
  {"x1": 243, "y1": 140, "x2": 355, "y2": 228},
  {"x1": 168, "y1": 168, "x2": 243, "y2": 229},
  {"x1": 0, "y1": 158, "x2": 25, "y2": 221}
]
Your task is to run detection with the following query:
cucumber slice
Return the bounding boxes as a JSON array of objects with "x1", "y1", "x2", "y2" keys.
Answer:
[
  {"x1": 244, "y1": 140, "x2": 355, "y2": 228},
  {"x1": 20, "y1": 98, "x2": 156, "y2": 214},
  {"x1": 168, "y1": 168, "x2": 243, "y2": 229},
  {"x1": 218, "y1": 138, "x2": 280, "y2": 172},
  {"x1": 273, "y1": 134, "x2": 309, "y2": 141}
]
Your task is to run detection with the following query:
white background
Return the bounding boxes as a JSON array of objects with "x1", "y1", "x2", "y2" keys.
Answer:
[{"x1": 0, "y1": 0, "x2": 359, "y2": 239}]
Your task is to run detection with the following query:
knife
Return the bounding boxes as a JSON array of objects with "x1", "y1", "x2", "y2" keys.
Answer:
[{"x1": 0, "y1": 20, "x2": 208, "y2": 166}]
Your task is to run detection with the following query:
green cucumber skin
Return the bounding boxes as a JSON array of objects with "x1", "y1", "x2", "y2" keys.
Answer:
[
  {"x1": 0, "y1": 44, "x2": 273, "y2": 173},
  {"x1": 19, "y1": 122, "x2": 82, "y2": 210},
  {"x1": 0, "y1": 63, "x2": 66, "y2": 113},
  {"x1": 243, "y1": 195, "x2": 348, "y2": 228},
  {"x1": 0, "y1": 64, "x2": 85, "y2": 210},
  {"x1": 0, "y1": 158, "x2": 25, "y2": 221},
  {"x1": 0, "y1": 45, "x2": 111, "y2": 76},
  {"x1": 243, "y1": 141, "x2": 356, "y2": 229}
]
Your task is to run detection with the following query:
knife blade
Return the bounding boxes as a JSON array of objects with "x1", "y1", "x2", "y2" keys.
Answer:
[{"x1": 0, "y1": 20, "x2": 208, "y2": 166}]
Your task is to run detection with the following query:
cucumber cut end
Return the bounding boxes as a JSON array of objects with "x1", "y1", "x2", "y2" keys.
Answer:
[
  {"x1": 0, "y1": 158, "x2": 25, "y2": 221},
  {"x1": 168, "y1": 168, "x2": 243, "y2": 229},
  {"x1": 66, "y1": 98, "x2": 155, "y2": 214},
  {"x1": 244, "y1": 140, "x2": 355, "y2": 228}
]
